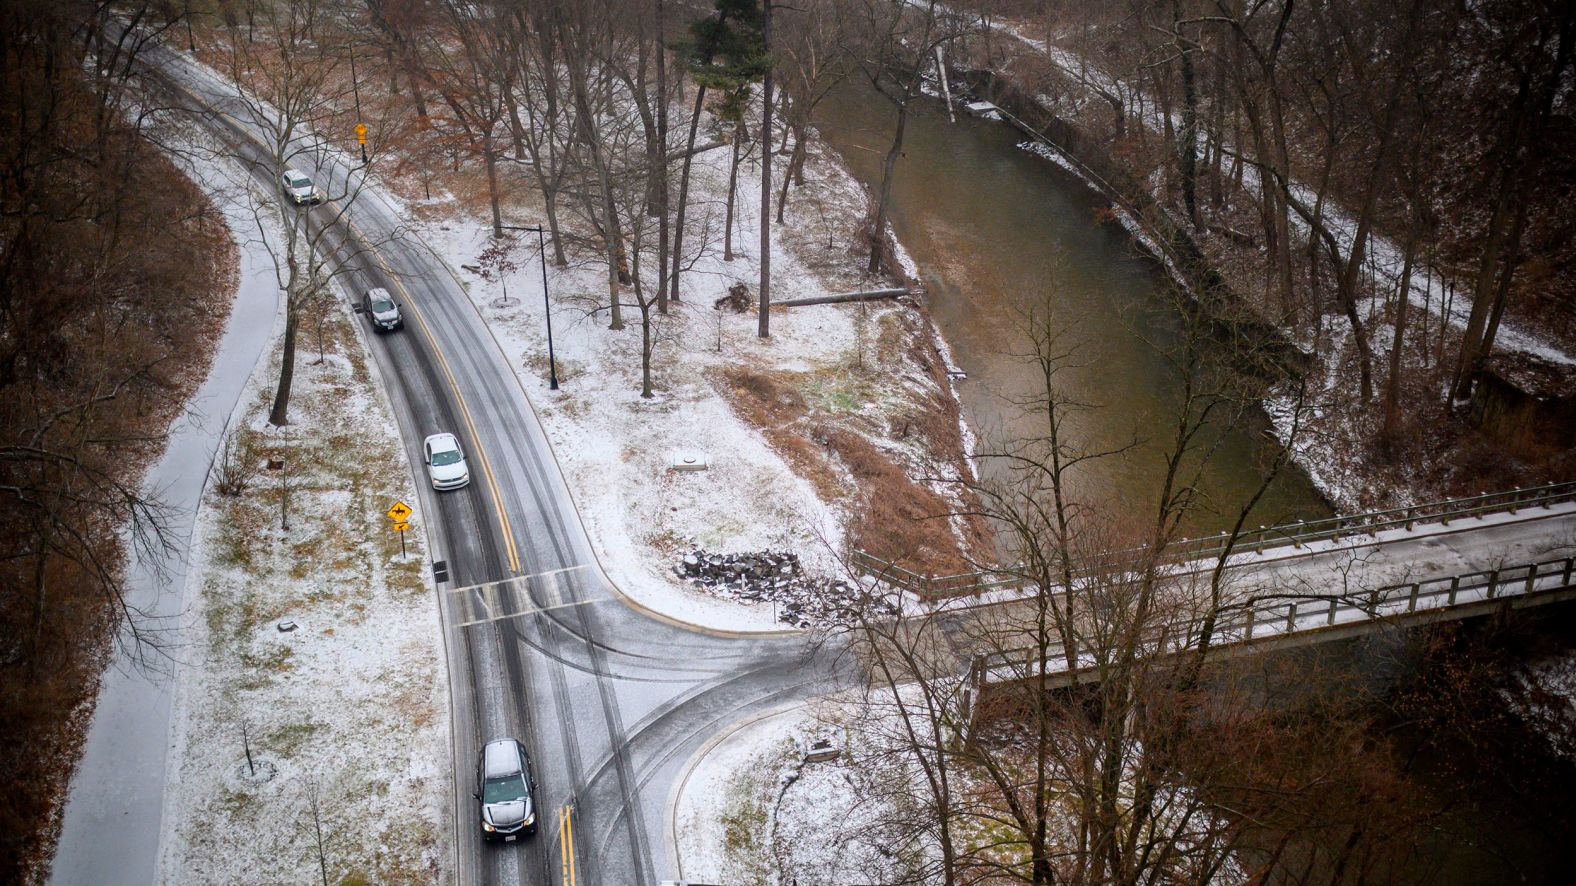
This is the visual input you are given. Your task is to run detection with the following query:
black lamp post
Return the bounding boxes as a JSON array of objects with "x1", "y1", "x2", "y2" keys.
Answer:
[{"x1": 501, "y1": 223, "x2": 558, "y2": 390}]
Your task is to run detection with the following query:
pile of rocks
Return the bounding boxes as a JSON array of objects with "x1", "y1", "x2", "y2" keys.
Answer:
[{"x1": 674, "y1": 548, "x2": 900, "y2": 627}]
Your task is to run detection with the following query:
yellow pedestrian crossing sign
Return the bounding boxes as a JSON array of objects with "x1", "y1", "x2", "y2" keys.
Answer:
[{"x1": 386, "y1": 501, "x2": 412, "y2": 522}]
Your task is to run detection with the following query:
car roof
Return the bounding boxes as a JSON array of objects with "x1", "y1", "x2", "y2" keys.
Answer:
[
  {"x1": 425, "y1": 432, "x2": 460, "y2": 450},
  {"x1": 284, "y1": 168, "x2": 309, "y2": 179},
  {"x1": 366, "y1": 287, "x2": 392, "y2": 301},
  {"x1": 482, "y1": 739, "x2": 523, "y2": 779}
]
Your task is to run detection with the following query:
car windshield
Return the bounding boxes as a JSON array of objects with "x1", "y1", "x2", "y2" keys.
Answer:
[
  {"x1": 288, "y1": 174, "x2": 310, "y2": 187},
  {"x1": 431, "y1": 449, "x2": 462, "y2": 467},
  {"x1": 482, "y1": 773, "x2": 526, "y2": 805},
  {"x1": 370, "y1": 297, "x2": 395, "y2": 312}
]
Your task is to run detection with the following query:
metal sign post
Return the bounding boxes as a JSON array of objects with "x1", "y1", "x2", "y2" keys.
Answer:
[{"x1": 386, "y1": 501, "x2": 412, "y2": 560}]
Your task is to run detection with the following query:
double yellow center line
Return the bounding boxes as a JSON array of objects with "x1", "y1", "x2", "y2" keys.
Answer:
[
  {"x1": 183, "y1": 74, "x2": 524, "y2": 573},
  {"x1": 559, "y1": 803, "x2": 578, "y2": 886},
  {"x1": 347, "y1": 217, "x2": 524, "y2": 574}
]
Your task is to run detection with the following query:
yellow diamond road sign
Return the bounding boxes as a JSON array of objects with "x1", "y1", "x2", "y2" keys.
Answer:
[
  {"x1": 386, "y1": 501, "x2": 412, "y2": 522},
  {"x1": 393, "y1": 520, "x2": 411, "y2": 532}
]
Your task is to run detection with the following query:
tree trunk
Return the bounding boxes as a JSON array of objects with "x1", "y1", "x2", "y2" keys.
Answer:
[
  {"x1": 505, "y1": 90, "x2": 528, "y2": 161},
  {"x1": 268, "y1": 306, "x2": 299, "y2": 426},
  {"x1": 544, "y1": 189, "x2": 568, "y2": 267},
  {"x1": 655, "y1": 0, "x2": 669, "y2": 314},
  {"x1": 484, "y1": 144, "x2": 502, "y2": 237},
  {"x1": 1207, "y1": 56, "x2": 1226, "y2": 209},
  {"x1": 669, "y1": 83, "x2": 708, "y2": 304},
  {"x1": 724, "y1": 132, "x2": 740, "y2": 260},
  {"x1": 1382, "y1": 218, "x2": 1420, "y2": 450},
  {"x1": 1269, "y1": 104, "x2": 1295, "y2": 314},
  {"x1": 601, "y1": 168, "x2": 624, "y2": 330},
  {"x1": 758, "y1": 0, "x2": 773, "y2": 339},
  {"x1": 868, "y1": 97, "x2": 909, "y2": 275},
  {"x1": 1174, "y1": 6, "x2": 1200, "y2": 228},
  {"x1": 1476, "y1": 194, "x2": 1532, "y2": 369},
  {"x1": 775, "y1": 131, "x2": 804, "y2": 224}
]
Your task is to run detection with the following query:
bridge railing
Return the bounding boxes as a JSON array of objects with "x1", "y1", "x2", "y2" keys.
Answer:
[
  {"x1": 973, "y1": 555, "x2": 1576, "y2": 688},
  {"x1": 855, "y1": 481, "x2": 1576, "y2": 599}
]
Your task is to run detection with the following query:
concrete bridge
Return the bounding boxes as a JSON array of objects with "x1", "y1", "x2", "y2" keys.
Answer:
[
  {"x1": 969, "y1": 551, "x2": 1576, "y2": 695},
  {"x1": 853, "y1": 482, "x2": 1576, "y2": 696}
]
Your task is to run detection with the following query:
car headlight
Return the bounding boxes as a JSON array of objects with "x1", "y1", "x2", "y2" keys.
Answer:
[
  {"x1": 522, "y1": 812, "x2": 534, "y2": 827},
  {"x1": 482, "y1": 822, "x2": 495, "y2": 832}
]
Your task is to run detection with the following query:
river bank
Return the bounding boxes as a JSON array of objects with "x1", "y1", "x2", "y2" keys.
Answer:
[
  {"x1": 936, "y1": 10, "x2": 1576, "y2": 513},
  {"x1": 813, "y1": 81, "x2": 1331, "y2": 536}
]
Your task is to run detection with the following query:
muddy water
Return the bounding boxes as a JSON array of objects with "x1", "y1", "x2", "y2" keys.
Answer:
[
  {"x1": 814, "y1": 85, "x2": 1329, "y2": 534},
  {"x1": 813, "y1": 86, "x2": 1572, "y2": 884}
]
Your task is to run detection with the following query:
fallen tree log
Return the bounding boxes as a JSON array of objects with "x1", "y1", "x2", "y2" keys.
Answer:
[{"x1": 775, "y1": 288, "x2": 910, "y2": 308}]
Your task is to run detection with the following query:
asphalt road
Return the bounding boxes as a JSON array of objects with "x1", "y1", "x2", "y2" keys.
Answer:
[
  {"x1": 119, "y1": 41, "x2": 834, "y2": 886},
  {"x1": 53, "y1": 32, "x2": 1576, "y2": 886}
]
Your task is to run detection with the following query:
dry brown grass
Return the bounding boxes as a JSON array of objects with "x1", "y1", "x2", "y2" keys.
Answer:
[
  {"x1": 1, "y1": 141, "x2": 237, "y2": 884},
  {"x1": 713, "y1": 360, "x2": 990, "y2": 577},
  {"x1": 822, "y1": 429, "x2": 974, "y2": 575},
  {"x1": 712, "y1": 366, "x2": 844, "y2": 504}
]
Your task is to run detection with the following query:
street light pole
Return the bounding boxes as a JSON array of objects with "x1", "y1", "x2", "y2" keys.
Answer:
[
  {"x1": 501, "y1": 223, "x2": 559, "y2": 390},
  {"x1": 348, "y1": 41, "x2": 367, "y2": 166}
]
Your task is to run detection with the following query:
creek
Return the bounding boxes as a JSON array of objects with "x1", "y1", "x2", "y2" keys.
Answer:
[
  {"x1": 813, "y1": 84, "x2": 1330, "y2": 535},
  {"x1": 812, "y1": 81, "x2": 1572, "y2": 883}
]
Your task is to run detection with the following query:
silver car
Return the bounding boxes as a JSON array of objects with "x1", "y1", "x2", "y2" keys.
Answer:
[
  {"x1": 280, "y1": 168, "x2": 321, "y2": 205},
  {"x1": 476, "y1": 738, "x2": 536, "y2": 841}
]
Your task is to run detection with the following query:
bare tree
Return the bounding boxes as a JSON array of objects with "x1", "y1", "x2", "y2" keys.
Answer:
[
  {"x1": 671, "y1": 0, "x2": 768, "y2": 305},
  {"x1": 1449, "y1": 6, "x2": 1573, "y2": 402},
  {"x1": 849, "y1": 0, "x2": 970, "y2": 276},
  {"x1": 772, "y1": 0, "x2": 853, "y2": 223},
  {"x1": 757, "y1": 0, "x2": 775, "y2": 337},
  {"x1": 834, "y1": 256, "x2": 1371, "y2": 883},
  {"x1": 424, "y1": 0, "x2": 517, "y2": 237},
  {"x1": 208, "y1": 0, "x2": 390, "y2": 427},
  {"x1": 298, "y1": 776, "x2": 334, "y2": 886}
]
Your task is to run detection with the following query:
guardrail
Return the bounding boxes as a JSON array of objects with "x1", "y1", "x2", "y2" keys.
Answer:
[
  {"x1": 971, "y1": 555, "x2": 1576, "y2": 690},
  {"x1": 854, "y1": 481, "x2": 1576, "y2": 599}
]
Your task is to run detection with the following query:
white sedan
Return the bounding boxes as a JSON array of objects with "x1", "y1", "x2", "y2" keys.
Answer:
[
  {"x1": 279, "y1": 167, "x2": 322, "y2": 205},
  {"x1": 423, "y1": 433, "x2": 471, "y2": 491}
]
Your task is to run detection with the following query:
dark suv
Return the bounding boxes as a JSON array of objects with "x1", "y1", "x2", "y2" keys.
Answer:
[
  {"x1": 476, "y1": 738, "x2": 536, "y2": 842},
  {"x1": 360, "y1": 287, "x2": 404, "y2": 332}
]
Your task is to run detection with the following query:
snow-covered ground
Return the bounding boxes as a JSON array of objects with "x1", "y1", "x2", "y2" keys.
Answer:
[
  {"x1": 672, "y1": 703, "x2": 934, "y2": 884},
  {"x1": 672, "y1": 692, "x2": 1246, "y2": 884},
  {"x1": 48, "y1": 126, "x2": 262, "y2": 886},
  {"x1": 386, "y1": 115, "x2": 975, "y2": 632},
  {"x1": 154, "y1": 148, "x2": 449, "y2": 882},
  {"x1": 960, "y1": 7, "x2": 1574, "y2": 510}
]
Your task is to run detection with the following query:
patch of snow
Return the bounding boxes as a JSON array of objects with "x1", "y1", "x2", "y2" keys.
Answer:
[
  {"x1": 155, "y1": 147, "x2": 449, "y2": 882},
  {"x1": 403, "y1": 96, "x2": 971, "y2": 632},
  {"x1": 672, "y1": 703, "x2": 929, "y2": 884},
  {"x1": 987, "y1": 12, "x2": 1573, "y2": 367}
]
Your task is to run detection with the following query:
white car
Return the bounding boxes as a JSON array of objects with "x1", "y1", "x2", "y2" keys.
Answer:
[
  {"x1": 423, "y1": 432, "x2": 470, "y2": 491},
  {"x1": 279, "y1": 168, "x2": 321, "y2": 205}
]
